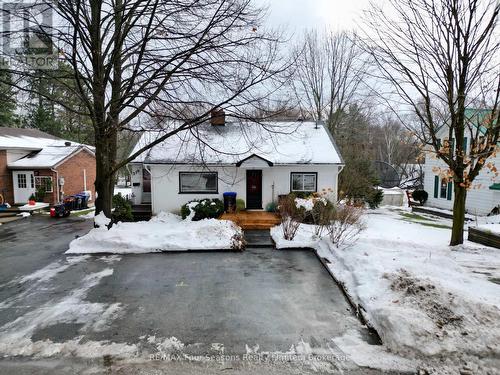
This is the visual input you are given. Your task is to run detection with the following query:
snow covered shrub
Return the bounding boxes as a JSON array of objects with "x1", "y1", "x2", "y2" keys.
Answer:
[
  {"x1": 293, "y1": 191, "x2": 314, "y2": 199},
  {"x1": 112, "y1": 193, "x2": 133, "y2": 223},
  {"x1": 328, "y1": 204, "x2": 365, "y2": 247},
  {"x1": 181, "y1": 199, "x2": 224, "y2": 221},
  {"x1": 411, "y1": 189, "x2": 428, "y2": 205},
  {"x1": 294, "y1": 190, "x2": 335, "y2": 230},
  {"x1": 278, "y1": 194, "x2": 306, "y2": 240},
  {"x1": 310, "y1": 199, "x2": 335, "y2": 237}
]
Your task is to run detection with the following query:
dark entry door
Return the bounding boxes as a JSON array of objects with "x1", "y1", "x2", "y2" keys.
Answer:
[{"x1": 246, "y1": 170, "x2": 262, "y2": 209}]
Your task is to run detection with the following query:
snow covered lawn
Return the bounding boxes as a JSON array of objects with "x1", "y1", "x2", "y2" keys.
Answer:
[
  {"x1": 66, "y1": 212, "x2": 244, "y2": 254},
  {"x1": 271, "y1": 207, "x2": 500, "y2": 373}
]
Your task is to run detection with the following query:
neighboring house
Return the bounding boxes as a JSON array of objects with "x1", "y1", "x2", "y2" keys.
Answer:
[
  {"x1": 0, "y1": 127, "x2": 96, "y2": 205},
  {"x1": 423, "y1": 109, "x2": 500, "y2": 216},
  {"x1": 128, "y1": 112, "x2": 344, "y2": 214}
]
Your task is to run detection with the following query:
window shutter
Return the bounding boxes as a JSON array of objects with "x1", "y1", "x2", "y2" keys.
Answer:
[
  {"x1": 463, "y1": 137, "x2": 468, "y2": 155},
  {"x1": 447, "y1": 181, "x2": 453, "y2": 200},
  {"x1": 434, "y1": 176, "x2": 439, "y2": 198}
]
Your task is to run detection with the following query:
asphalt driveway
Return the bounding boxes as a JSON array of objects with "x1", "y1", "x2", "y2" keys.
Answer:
[{"x1": 0, "y1": 216, "x2": 391, "y2": 374}]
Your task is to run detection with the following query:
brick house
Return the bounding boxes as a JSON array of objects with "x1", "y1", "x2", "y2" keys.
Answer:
[{"x1": 0, "y1": 127, "x2": 95, "y2": 206}]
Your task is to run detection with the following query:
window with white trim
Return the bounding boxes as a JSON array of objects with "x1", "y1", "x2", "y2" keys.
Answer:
[
  {"x1": 179, "y1": 172, "x2": 218, "y2": 193},
  {"x1": 17, "y1": 174, "x2": 26, "y2": 188},
  {"x1": 291, "y1": 173, "x2": 317, "y2": 192},
  {"x1": 35, "y1": 176, "x2": 53, "y2": 192}
]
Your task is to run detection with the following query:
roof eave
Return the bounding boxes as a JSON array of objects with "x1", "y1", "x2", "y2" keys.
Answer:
[{"x1": 7, "y1": 165, "x2": 55, "y2": 169}]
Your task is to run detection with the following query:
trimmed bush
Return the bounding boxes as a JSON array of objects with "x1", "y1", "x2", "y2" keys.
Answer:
[
  {"x1": 265, "y1": 201, "x2": 278, "y2": 212},
  {"x1": 181, "y1": 198, "x2": 224, "y2": 221},
  {"x1": 236, "y1": 199, "x2": 245, "y2": 212},
  {"x1": 412, "y1": 189, "x2": 428, "y2": 205},
  {"x1": 112, "y1": 193, "x2": 133, "y2": 223}
]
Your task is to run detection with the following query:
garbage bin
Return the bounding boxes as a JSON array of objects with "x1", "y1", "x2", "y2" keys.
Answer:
[
  {"x1": 223, "y1": 192, "x2": 237, "y2": 213},
  {"x1": 75, "y1": 192, "x2": 90, "y2": 209},
  {"x1": 63, "y1": 196, "x2": 76, "y2": 210}
]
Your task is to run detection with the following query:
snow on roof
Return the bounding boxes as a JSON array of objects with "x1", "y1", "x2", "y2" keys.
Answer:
[
  {"x1": 7, "y1": 145, "x2": 94, "y2": 169},
  {"x1": 0, "y1": 127, "x2": 95, "y2": 168},
  {"x1": 130, "y1": 121, "x2": 343, "y2": 165},
  {"x1": 0, "y1": 127, "x2": 64, "y2": 149}
]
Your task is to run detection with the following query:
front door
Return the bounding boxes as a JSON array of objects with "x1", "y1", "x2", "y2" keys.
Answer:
[
  {"x1": 13, "y1": 171, "x2": 35, "y2": 204},
  {"x1": 142, "y1": 168, "x2": 151, "y2": 203},
  {"x1": 246, "y1": 170, "x2": 262, "y2": 209}
]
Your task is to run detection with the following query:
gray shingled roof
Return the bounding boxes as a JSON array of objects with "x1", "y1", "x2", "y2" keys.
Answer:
[{"x1": 0, "y1": 127, "x2": 61, "y2": 140}]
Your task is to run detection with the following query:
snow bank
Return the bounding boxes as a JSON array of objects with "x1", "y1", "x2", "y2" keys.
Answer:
[
  {"x1": 94, "y1": 212, "x2": 111, "y2": 227},
  {"x1": 271, "y1": 224, "x2": 318, "y2": 249},
  {"x1": 271, "y1": 208, "x2": 500, "y2": 373},
  {"x1": 66, "y1": 212, "x2": 244, "y2": 254}
]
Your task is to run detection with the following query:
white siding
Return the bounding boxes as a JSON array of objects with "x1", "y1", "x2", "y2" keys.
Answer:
[
  {"x1": 148, "y1": 164, "x2": 340, "y2": 214},
  {"x1": 423, "y1": 129, "x2": 500, "y2": 215}
]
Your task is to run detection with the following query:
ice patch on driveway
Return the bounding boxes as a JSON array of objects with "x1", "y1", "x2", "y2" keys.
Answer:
[
  {"x1": 0, "y1": 256, "x2": 91, "y2": 310},
  {"x1": 98, "y1": 255, "x2": 122, "y2": 264},
  {"x1": 0, "y1": 268, "x2": 130, "y2": 358},
  {"x1": 17, "y1": 256, "x2": 90, "y2": 285}
]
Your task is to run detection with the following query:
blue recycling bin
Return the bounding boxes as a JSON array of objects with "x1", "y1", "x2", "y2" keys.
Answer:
[
  {"x1": 74, "y1": 192, "x2": 90, "y2": 209},
  {"x1": 223, "y1": 192, "x2": 237, "y2": 213}
]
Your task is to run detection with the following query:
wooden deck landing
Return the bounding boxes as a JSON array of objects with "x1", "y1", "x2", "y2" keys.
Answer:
[{"x1": 220, "y1": 211, "x2": 280, "y2": 230}]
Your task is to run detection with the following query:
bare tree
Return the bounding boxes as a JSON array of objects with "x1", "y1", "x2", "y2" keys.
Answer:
[
  {"x1": 1, "y1": 0, "x2": 289, "y2": 218},
  {"x1": 374, "y1": 116, "x2": 422, "y2": 184},
  {"x1": 293, "y1": 30, "x2": 369, "y2": 133},
  {"x1": 364, "y1": 0, "x2": 500, "y2": 245}
]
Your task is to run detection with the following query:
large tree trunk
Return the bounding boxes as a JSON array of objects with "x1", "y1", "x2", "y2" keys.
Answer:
[
  {"x1": 94, "y1": 128, "x2": 117, "y2": 219},
  {"x1": 450, "y1": 182, "x2": 467, "y2": 246}
]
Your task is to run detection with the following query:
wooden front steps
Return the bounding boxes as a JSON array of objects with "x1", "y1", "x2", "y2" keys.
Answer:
[
  {"x1": 220, "y1": 211, "x2": 280, "y2": 230},
  {"x1": 131, "y1": 204, "x2": 152, "y2": 221}
]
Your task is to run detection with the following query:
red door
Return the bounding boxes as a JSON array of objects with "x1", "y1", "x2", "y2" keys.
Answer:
[{"x1": 246, "y1": 170, "x2": 262, "y2": 209}]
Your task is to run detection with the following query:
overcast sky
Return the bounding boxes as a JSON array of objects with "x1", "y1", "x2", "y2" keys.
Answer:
[{"x1": 257, "y1": 0, "x2": 373, "y2": 33}]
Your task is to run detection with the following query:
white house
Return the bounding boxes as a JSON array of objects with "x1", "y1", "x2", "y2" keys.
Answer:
[
  {"x1": 423, "y1": 110, "x2": 500, "y2": 216},
  {"x1": 128, "y1": 113, "x2": 344, "y2": 214}
]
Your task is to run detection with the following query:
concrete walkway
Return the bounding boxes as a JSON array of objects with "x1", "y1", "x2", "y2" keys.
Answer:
[{"x1": 244, "y1": 229, "x2": 274, "y2": 248}]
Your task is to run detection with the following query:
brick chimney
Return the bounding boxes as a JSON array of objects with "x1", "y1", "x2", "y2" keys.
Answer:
[{"x1": 210, "y1": 108, "x2": 225, "y2": 126}]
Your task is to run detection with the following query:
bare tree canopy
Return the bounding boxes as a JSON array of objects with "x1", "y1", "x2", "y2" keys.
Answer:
[
  {"x1": 292, "y1": 30, "x2": 369, "y2": 133},
  {"x1": 1, "y1": 0, "x2": 291, "y2": 217},
  {"x1": 364, "y1": 0, "x2": 500, "y2": 245}
]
